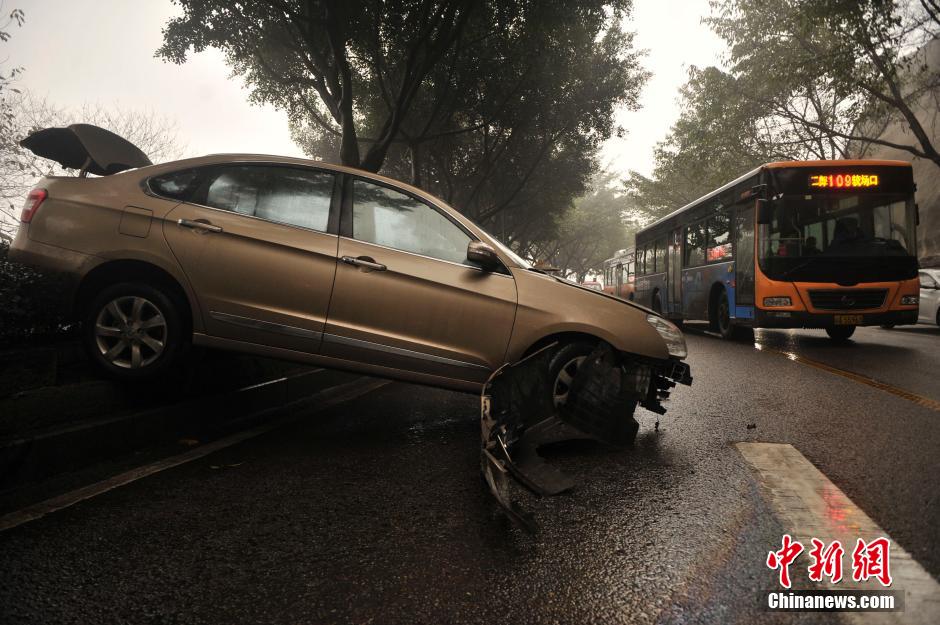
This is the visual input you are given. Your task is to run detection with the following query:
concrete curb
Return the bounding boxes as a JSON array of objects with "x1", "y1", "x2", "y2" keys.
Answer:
[{"x1": 0, "y1": 367, "x2": 359, "y2": 489}]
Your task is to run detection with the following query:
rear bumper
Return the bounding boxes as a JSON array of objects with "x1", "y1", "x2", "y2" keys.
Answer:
[
  {"x1": 8, "y1": 225, "x2": 92, "y2": 315},
  {"x1": 755, "y1": 309, "x2": 919, "y2": 328}
]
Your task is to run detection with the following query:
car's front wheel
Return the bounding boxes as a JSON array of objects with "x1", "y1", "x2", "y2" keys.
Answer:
[
  {"x1": 549, "y1": 341, "x2": 594, "y2": 407},
  {"x1": 82, "y1": 282, "x2": 186, "y2": 380},
  {"x1": 548, "y1": 340, "x2": 640, "y2": 446}
]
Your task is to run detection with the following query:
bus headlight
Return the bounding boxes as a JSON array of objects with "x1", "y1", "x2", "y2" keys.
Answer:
[
  {"x1": 646, "y1": 314, "x2": 687, "y2": 359},
  {"x1": 901, "y1": 295, "x2": 919, "y2": 305},
  {"x1": 763, "y1": 296, "x2": 792, "y2": 307}
]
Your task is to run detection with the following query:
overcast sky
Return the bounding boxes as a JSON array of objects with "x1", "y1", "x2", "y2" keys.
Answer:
[{"x1": 9, "y1": 0, "x2": 725, "y2": 178}]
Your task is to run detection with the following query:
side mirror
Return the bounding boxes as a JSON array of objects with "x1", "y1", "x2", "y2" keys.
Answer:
[
  {"x1": 467, "y1": 241, "x2": 500, "y2": 271},
  {"x1": 756, "y1": 199, "x2": 773, "y2": 224}
]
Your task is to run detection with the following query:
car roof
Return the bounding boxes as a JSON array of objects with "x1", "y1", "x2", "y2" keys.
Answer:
[{"x1": 144, "y1": 153, "x2": 433, "y2": 199}]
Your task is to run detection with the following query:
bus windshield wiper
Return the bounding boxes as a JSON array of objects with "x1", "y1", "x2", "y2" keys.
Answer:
[{"x1": 778, "y1": 257, "x2": 818, "y2": 279}]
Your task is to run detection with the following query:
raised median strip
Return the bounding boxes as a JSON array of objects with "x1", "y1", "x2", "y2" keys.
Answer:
[
  {"x1": 0, "y1": 377, "x2": 389, "y2": 532},
  {"x1": 0, "y1": 364, "x2": 363, "y2": 491}
]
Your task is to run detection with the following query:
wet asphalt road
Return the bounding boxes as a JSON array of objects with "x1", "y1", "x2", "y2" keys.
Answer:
[{"x1": 1, "y1": 323, "x2": 939, "y2": 624}]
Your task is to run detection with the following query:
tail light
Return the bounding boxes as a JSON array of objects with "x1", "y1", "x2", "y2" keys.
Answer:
[{"x1": 21, "y1": 188, "x2": 47, "y2": 223}]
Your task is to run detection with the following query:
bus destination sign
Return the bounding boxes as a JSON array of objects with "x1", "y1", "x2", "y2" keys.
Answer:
[{"x1": 809, "y1": 173, "x2": 880, "y2": 189}]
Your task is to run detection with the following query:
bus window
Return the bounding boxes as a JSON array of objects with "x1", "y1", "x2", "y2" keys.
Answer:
[
  {"x1": 734, "y1": 208, "x2": 755, "y2": 304},
  {"x1": 802, "y1": 221, "x2": 824, "y2": 255},
  {"x1": 707, "y1": 214, "x2": 732, "y2": 261},
  {"x1": 654, "y1": 238, "x2": 667, "y2": 272},
  {"x1": 684, "y1": 223, "x2": 706, "y2": 267},
  {"x1": 873, "y1": 201, "x2": 910, "y2": 249}
]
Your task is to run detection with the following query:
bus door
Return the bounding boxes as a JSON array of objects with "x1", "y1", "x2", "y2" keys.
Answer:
[
  {"x1": 667, "y1": 228, "x2": 682, "y2": 315},
  {"x1": 615, "y1": 263, "x2": 624, "y2": 298},
  {"x1": 733, "y1": 206, "x2": 755, "y2": 317}
]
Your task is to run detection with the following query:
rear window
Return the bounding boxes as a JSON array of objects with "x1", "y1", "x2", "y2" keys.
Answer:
[{"x1": 147, "y1": 169, "x2": 202, "y2": 201}]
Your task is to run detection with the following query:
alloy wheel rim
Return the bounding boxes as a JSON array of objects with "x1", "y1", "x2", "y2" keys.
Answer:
[
  {"x1": 94, "y1": 296, "x2": 167, "y2": 369},
  {"x1": 553, "y1": 355, "x2": 586, "y2": 406}
]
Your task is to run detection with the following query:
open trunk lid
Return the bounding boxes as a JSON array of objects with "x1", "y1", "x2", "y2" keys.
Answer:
[{"x1": 19, "y1": 123, "x2": 152, "y2": 176}]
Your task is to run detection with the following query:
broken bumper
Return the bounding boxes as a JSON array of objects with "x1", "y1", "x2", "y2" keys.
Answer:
[{"x1": 480, "y1": 345, "x2": 692, "y2": 529}]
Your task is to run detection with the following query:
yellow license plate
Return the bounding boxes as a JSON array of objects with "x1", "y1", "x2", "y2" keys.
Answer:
[{"x1": 834, "y1": 315, "x2": 863, "y2": 325}]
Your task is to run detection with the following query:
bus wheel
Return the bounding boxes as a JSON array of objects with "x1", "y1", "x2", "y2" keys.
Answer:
[
  {"x1": 717, "y1": 293, "x2": 735, "y2": 339},
  {"x1": 826, "y1": 326, "x2": 856, "y2": 341}
]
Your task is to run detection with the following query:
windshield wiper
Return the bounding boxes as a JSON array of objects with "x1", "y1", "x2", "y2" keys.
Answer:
[{"x1": 777, "y1": 257, "x2": 819, "y2": 279}]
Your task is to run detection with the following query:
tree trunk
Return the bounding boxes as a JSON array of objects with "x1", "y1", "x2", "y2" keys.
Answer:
[{"x1": 410, "y1": 142, "x2": 423, "y2": 188}]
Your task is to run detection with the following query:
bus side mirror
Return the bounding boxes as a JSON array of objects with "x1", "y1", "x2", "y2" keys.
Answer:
[{"x1": 756, "y1": 199, "x2": 773, "y2": 224}]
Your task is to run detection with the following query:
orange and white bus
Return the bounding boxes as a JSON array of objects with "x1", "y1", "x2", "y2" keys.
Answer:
[
  {"x1": 602, "y1": 248, "x2": 636, "y2": 300},
  {"x1": 633, "y1": 160, "x2": 920, "y2": 340}
]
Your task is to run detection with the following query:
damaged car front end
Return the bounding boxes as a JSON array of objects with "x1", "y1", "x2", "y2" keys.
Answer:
[{"x1": 482, "y1": 312, "x2": 692, "y2": 530}]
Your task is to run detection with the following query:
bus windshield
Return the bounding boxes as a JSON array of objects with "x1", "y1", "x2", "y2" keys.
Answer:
[{"x1": 759, "y1": 192, "x2": 917, "y2": 282}]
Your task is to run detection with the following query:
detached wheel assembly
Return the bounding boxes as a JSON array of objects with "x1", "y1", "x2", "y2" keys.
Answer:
[{"x1": 549, "y1": 342, "x2": 593, "y2": 407}]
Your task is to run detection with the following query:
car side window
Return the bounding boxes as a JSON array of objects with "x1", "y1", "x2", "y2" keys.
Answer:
[
  {"x1": 202, "y1": 165, "x2": 334, "y2": 232},
  {"x1": 352, "y1": 179, "x2": 471, "y2": 265},
  {"x1": 148, "y1": 169, "x2": 202, "y2": 201}
]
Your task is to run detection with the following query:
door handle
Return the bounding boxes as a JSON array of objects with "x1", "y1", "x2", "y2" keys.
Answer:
[
  {"x1": 178, "y1": 218, "x2": 223, "y2": 233},
  {"x1": 341, "y1": 255, "x2": 387, "y2": 271}
]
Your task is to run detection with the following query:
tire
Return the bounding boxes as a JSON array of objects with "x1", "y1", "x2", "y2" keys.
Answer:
[
  {"x1": 825, "y1": 326, "x2": 856, "y2": 342},
  {"x1": 548, "y1": 341, "x2": 595, "y2": 407},
  {"x1": 548, "y1": 340, "x2": 639, "y2": 446},
  {"x1": 82, "y1": 281, "x2": 187, "y2": 381},
  {"x1": 880, "y1": 324, "x2": 895, "y2": 329},
  {"x1": 716, "y1": 290, "x2": 735, "y2": 340}
]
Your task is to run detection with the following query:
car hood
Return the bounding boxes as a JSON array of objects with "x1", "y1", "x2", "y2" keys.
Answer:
[
  {"x1": 550, "y1": 273, "x2": 658, "y2": 316},
  {"x1": 20, "y1": 124, "x2": 152, "y2": 176}
]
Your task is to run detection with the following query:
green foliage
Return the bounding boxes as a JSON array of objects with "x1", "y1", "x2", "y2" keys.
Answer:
[
  {"x1": 707, "y1": 0, "x2": 940, "y2": 162},
  {"x1": 0, "y1": 242, "x2": 74, "y2": 348},
  {"x1": 159, "y1": 0, "x2": 646, "y2": 251},
  {"x1": 526, "y1": 170, "x2": 633, "y2": 280},
  {"x1": 626, "y1": 66, "x2": 777, "y2": 222},
  {"x1": 629, "y1": 0, "x2": 940, "y2": 224}
]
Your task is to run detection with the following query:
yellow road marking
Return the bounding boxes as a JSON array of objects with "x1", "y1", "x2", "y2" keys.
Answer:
[{"x1": 755, "y1": 344, "x2": 940, "y2": 413}]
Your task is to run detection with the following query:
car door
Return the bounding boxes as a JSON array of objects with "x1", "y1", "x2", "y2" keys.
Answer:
[
  {"x1": 161, "y1": 163, "x2": 340, "y2": 353},
  {"x1": 919, "y1": 271, "x2": 939, "y2": 324},
  {"x1": 321, "y1": 176, "x2": 517, "y2": 383}
]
